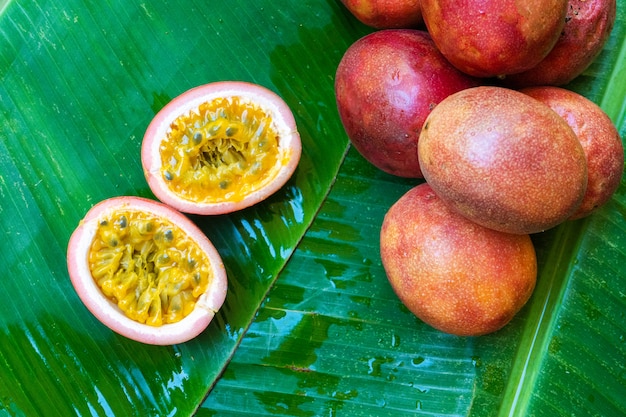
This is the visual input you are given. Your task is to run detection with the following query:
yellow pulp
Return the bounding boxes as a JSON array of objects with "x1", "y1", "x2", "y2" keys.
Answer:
[
  {"x1": 160, "y1": 96, "x2": 282, "y2": 203},
  {"x1": 88, "y1": 210, "x2": 211, "y2": 326}
]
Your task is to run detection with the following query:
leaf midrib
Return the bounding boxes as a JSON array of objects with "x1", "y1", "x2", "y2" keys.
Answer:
[{"x1": 497, "y1": 220, "x2": 590, "y2": 417}]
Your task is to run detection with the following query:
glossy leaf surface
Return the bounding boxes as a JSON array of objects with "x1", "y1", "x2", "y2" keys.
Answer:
[
  {"x1": 1, "y1": 0, "x2": 367, "y2": 415},
  {"x1": 0, "y1": 0, "x2": 625, "y2": 416}
]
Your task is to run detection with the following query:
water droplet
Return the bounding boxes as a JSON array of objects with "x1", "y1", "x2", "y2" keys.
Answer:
[
  {"x1": 411, "y1": 356, "x2": 425, "y2": 367},
  {"x1": 331, "y1": 389, "x2": 358, "y2": 400},
  {"x1": 391, "y1": 333, "x2": 401, "y2": 348},
  {"x1": 366, "y1": 356, "x2": 393, "y2": 377}
]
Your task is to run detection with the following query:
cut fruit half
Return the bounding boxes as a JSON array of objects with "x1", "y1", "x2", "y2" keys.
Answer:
[
  {"x1": 141, "y1": 81, "x2": 302, "y2": 215},
  {"x1": 67, "y1": 196, "x2": 228, "y2": 345}
]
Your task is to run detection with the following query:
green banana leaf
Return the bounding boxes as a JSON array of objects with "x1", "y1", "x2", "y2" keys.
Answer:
[{"x1": 0, "y1": 0, "x2": 624, "y2": 416}]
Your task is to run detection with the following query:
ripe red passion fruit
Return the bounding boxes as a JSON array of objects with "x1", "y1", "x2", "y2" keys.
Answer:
[
  {"x1": 339, "y1": 0, "x2": 423, "y2": 29},
  {"x1": 381, "y1": 183, "x2": 537, "y2": 336},
  {"x1": 522, "y1": 86, "x2": 624, "y2": 219},
  {"x1": 421, "y1": 0, "x2": 568, "y2": 77},
  {"x1": 418, "y1": 86, "x2": 588, "y2": 234},
  {"x1": 67, "y1": 196, "x2": 228, "y2": 345},
  {"x1": 335, "y1": 29, "x2": 479, "y2": 178},
  {"x1": 503, "y1": 0, "x2": 617, "y2": 87},
  {"x1": 142, "y1": 81, "x2": 302, "y2": 215}
]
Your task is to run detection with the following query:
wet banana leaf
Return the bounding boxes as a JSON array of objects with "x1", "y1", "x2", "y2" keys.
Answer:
[
  {"x1": 0, "y1": 0, "x2": 367, "y2": 415},
  {"x1": 0, "y1": 1, "x2": 624, "y2": 417}
]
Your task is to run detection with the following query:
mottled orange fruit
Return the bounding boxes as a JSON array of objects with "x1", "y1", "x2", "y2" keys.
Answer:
[
  {"x1": 522, "y1": 86, "x2": 624, "y2": 219},
  {"x1": 504, "y1": 0, "x2": 617, "y2": 87},
  {"x1": 418, "y1": 86, "x2": 587, "y2": 234},
  {"x1": 340, "y1": 0, "x2": 423, "y2": 29},
  {"x1": 380, "y1": 183, "x2": 537, "y2": 336},
  {"x1": 421, "y1": 0, "x2": 568, "y2": 77}
]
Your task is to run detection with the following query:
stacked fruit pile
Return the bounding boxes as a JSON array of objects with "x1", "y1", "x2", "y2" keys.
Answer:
[{"x1": 336, "y1": 0, "x2": 623, "y2": 336}]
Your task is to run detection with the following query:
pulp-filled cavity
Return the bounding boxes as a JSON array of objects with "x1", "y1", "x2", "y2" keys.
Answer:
[
  {"x1": 160, "y1": 96, "x2": 282, "y2": 203},
  {"x1": 88, "y1": 210, "x2": 211, "y2": 326}
]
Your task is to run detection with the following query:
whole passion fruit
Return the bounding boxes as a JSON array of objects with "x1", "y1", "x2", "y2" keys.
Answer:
[
  {"x1": 504, "y1": 0, "x2": 616, "y2": 87},
  {"x1": 339, "y1": 0, "x2": 423, "y2": 29},
  {"x1": 67, "y1": 196, "x2": 228, "y2": 345},
  {"x1": 380, "y1": 183, "x2": 537, "y2": 336},
  {"x1": 418, "y1": 86, "x2": 588, "y2": 234},
  {"x1": 142, "y1": 81, "x2": 302, "y2": 215},
  {"x1": 335, "y1": 29, "x2": 479, "y2": 178},
  {"x1": 522, "y1": 86, "x2": 624, "y2": 219},
  {"x1": 421, "y1": 0, "x2": 568, "y2": 77}
]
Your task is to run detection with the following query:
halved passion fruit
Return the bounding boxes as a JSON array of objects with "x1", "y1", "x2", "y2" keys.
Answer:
[
  {"x1": 67, "y1": 196, "x2": 228, "y2": 345},
  {"x1": 141, "y1": 81, "x2": 302, "y2": 215}
]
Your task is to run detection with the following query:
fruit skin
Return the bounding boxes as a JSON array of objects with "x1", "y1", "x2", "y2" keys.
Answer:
[
  {"x1": 504, "y1": 0, "x2": 616, "y2": 87},
  {"x1": 380, "y1": 183, "x2": 537, "y2": 336},
  {"x1": 335, "y1": 29, "x2": 480, "y2": 178},
  {"x1": 420, "y1": 0, "x2": 568, "y2": 77},
  {"x1": 418, "y1": 86, "x2": 588, "y2": 234},
  {"x1": 522, "y1": 86, "x2": 624, "y2": 219},
  {"x1": 67, "y1": 196, "x2": 228, "y2": 345},
  {"x1": 142, "y1": 81, "x2": 301, "y2": 215},
  {"x1": 340, "y1": 0, "x2": 423, "y2": 29}
]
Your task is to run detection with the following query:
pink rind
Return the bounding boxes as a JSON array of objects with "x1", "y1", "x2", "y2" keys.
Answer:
[
  {"x1": 141, "y1": 81, "x2": 302, "y2": 215},
  {"x1": 66, "y1": 196, "x2": 228, "y2": 345}
]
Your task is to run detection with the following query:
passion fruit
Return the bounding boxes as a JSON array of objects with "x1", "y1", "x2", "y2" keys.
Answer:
[
  {"x1": 334, "y1": 29, "x2": 479, "y2": 178},
  {"x1": 418, "y1": 86, "x2": 588, "y2": 234},
  {"x1": 521, "y1": 86, "x2": 624, "y2": 219},
  {"x1": 339, "y1": 0, "x2": 423, "y2": 29},
  {"x1": 420, "y1": 0, "x2": 568, "y2": 77},
  {"x1": 380, "y1": 183, "x2": 537, "y2": 336},
  {"x1": 142, "y1": 81, "x2": 302, "y2": 215},
  {"x1": 67, "y1": 196, "x2": 228, "y2": 345},
  {"x1": 503, "y1": 0, "x2": 617, "y2": 87}
]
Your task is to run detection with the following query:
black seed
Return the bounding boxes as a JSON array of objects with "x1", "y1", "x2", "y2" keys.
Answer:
[
  {"x1": 219, "y1": 180, "x2": 229, "y2": 189},
  {"x1": 164, "y1": 171, "x2": 174, "y2": 181},
  {"x1": 138, "y1": 221, "x2": 154, "y2": 234},
  {"x1": 193, "y1": 132, "x2": 203, "y2": 144},
  {"x1": 225, "y1": 126, "x2": 238, "y2": 137},
  {"x1": 163, "y1": 229, "x2": 174, "y2": 241},
  {"x1": 118, "y1": 215, "x2": 128, "y2": 229}
]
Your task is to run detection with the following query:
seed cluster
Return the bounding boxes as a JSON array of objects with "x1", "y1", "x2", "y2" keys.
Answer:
[
  {"x1": 160, "y1": 96, "x2": 281, "y2": 203},
  {"x1": 88, "y1": 210, "x2": 211, "y2": 326}
]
